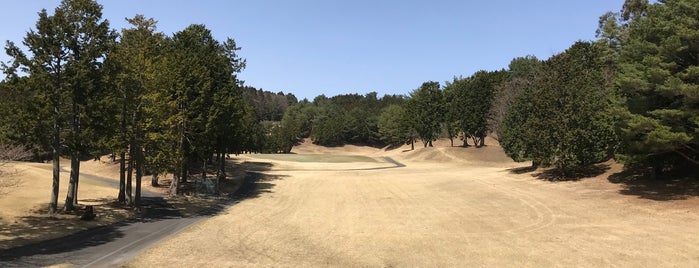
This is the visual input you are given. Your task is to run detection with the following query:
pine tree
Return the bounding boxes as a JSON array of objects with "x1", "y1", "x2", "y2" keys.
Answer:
[{"x1": 616, "y1": 0, "x2": 699, "y2": 173}]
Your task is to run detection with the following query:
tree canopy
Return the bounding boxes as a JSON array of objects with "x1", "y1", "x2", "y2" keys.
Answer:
[
  {"x1": 501, "y1": 41, "x2": 616, "y2": 174},
  {"x1": 615, "y1": 0, "x2": 699, "y2": 173}
]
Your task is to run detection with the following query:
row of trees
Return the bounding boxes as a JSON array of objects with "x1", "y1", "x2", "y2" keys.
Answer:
[
  {"x1": 0, "y1": 0, "x2": 292, "y2": 213},
  {"x1": 273, "y1": 0, "x2": 697, "y2": 177},
  {"x1": 241, "y1": 87, "x2": 297, "y2": 122},
  {"x1": 1, "y1": 0, "x2": 695, "y2": 216},
  {"x1": 501, "y1": 0, "x2": 698, "y2": 176},
  {"x1": 264, "y1": 92, "x2": 406, "y2": 151}
]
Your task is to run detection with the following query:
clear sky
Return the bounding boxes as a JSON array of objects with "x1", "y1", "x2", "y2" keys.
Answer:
[{"x1": 2, "y1": 1, "x2": 624, "y2": 100}]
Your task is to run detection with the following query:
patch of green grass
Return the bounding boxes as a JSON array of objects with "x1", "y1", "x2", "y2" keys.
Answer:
[{"x1": 249, "y1": 154, "x2": 379, "y2": 163}]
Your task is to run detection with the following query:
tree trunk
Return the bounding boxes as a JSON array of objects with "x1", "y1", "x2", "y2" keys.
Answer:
[
  {"x1": 450, "y1": 137, "x2": 454, "y2": 147},
  {"x1": 63, "y1": 154, "x2": 79, "y2": 211},
  {"x1": 218, "y1": 153, "x2": 226, "y2": 180},
  {"x1": 471, "y1": 136, "x2": 480, "y2": 148},
  {"x1": 134, "y1": 145, "x2": 142, "y2": 208},
  {"x1": 171, "y1": 169, "x2": 179, "y2": 195},
  {"x1": 479, "y1": 135, "x2": 485, "y2": 147},
  {"x1": 64, "y1": 98, "x2": 81, "y2": 212},
  {"x1": 463, "y1": 139, "x2": 469, "y2": 147},
  {"x1": 428, "y1": 140, "x2": 433, "y2": 147},
  {"x1": 202, "y1": 157, "x2": 207, "y2": 181},
  {"x1": 179, "y1": 117, "x2": 187, "y2": 183},
  {"x1": 118, "y1": 151, "x2": 126, "y2": 203},
  {"x1": 119, "y1": 84, "x2": 127, "y2": 203},
  {"x1": 73, "y1": 156, "x2": 80, "y2": 206},
  {"x1": 181, "y1": 160, "x2": 188, "y2": 183},
  {"x1": 49, "y1": 118, "x2": 60, "y2": 215},
  {"x1": 411, "y1": 139, "x2": 415, "y2": 150},
  {"x1": 126, "y1": 144, "x2": 134, "y2": 205},
  {"x1": 48, "y1": 58, "x2": 62, "y2": 215},
  {"x1": 151, "y1": 171, "x2": 159, "y2": 187}
]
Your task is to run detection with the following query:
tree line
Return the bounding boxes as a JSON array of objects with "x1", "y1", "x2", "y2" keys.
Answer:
[
  {"x1": 501, "y1": 0, "x2": 698, "y2": 177},
  {"x1": 274, "y1": 0, "x2": 697, "y2": 178},
  {"x1": 0, "y1": 0, "x2": 696, "y2": 214},
  {"x1": 0, "y1": 0, "x2": 297, "y2": 213}
]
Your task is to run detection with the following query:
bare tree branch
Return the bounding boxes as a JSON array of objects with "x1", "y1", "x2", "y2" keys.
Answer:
[
  {"x1": 0, "y1": 143, "x2": 31, "y2": 193},
  {"x1": 0, "y1": 142, "x2": 32, "y2": 164}
]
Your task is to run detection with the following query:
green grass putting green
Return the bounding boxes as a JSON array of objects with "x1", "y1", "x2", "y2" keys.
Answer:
[{"x1": 249, "y1": 154, "x2": 379, "y2": 163}]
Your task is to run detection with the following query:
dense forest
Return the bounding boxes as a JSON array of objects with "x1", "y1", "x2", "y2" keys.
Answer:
[{"x1": 0, "y1": 0, "x2": 697, "y2": 213}]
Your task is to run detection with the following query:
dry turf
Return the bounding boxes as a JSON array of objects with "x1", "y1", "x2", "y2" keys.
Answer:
[{"x1": 126, "y1": 139, "x2": 699, "y2": 267}]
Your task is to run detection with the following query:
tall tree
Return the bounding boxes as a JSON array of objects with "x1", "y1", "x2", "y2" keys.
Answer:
[
  {"x1": 310, "y1": 104, "x2": 347, "y2": 146},
  {"x1": 377, "y1": 104, "x2": 413, "y2": 148},
  {"x1": 105, "y1": 15, "x2": 165, "y2": 206},
  {"x1": 406, "y1": 81, "x2": 444, "y2": 147},
  {"x1": 501, "y1": 42, "x2": 616, "y2": 174},
  {"x1": 163, "y1": 24, "x2": 246, "y2": 193},
  {"x1": 490, "y1": 56, "x2": 542, "y2": 142},
  {"x1": 208, "y1": 37, "x2": 246, "y2": 180},
  {"x1": 616, "y1": 0, "x2": 699, "y2": 173},
  {"x1": 4, "y1": 0, "x2": 114, "y2": 213},
  {"x1": 60, "y1": 0, "x2": 115, "y2": 211},
  {"x1": 446, "y1": 71, "x2": 505, "y2": 147},
  {"x1": 442, "y1": 79, "x2": 461, "y2": 147},
  {"x1": 5, "y1": 9, "x2": 66, "y2": 215}
]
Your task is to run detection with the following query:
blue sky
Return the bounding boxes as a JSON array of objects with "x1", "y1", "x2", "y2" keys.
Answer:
[{"x1": 2, "y1": 1, "x2": 624, "y2": 100}]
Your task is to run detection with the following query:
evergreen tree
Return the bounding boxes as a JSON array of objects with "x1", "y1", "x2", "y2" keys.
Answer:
[
  {"x1": 616, "y1": 0, "x2": 699, "y2": 173},
  {"x1": 406, "y1": 81, "x2": 444, "y2": 147},
  {"x1": 447, "y1": 71, "x2": 505, "y2": 147},
  {"x1": 4, "y1": 0, "x2": 114, "y2": 213},
  {"x1": 502, "y1": 42, "x2": 615, "y2": 175},
  {"x1": 490, "y1": 56, "x2": 541, "y2": 142},
  {"x1": 105, "y1": 15, "x2": 166, "y2": 206},
  {"x1": 378, "y1": 104, "x2": 411, "y2": 147},
  {"x1": 442, "y1": 80, "x2": 461, "y2": 147}
]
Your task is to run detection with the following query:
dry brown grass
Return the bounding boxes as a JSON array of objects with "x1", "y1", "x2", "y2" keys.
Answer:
[
  {"x1": 0, "y1": 156, "x2": 248, "y2": 251},
  {"x1": 128, "y1": 139, "x2": 699, "y2": 267},
  {"x1": 0, "y1": 161, "x2": 137, "y2": 250}
]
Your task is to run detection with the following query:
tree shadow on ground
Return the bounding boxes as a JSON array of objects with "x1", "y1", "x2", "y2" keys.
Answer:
[
  {"x1": 232, "y1": 169, "x2": 286, "y2": 200},
  {"x1": 0, "y1": 197, "x2": 168, "y2": 261},
  {"x1": 508, "y1": 163, "x2": 611, "y2": 182},
  {"x1": 0, "y1": 158, "x2": 283, "y2": 263},
  {"x1": 608, "y1": 168, "x2": 699, "y2": 201},
  {"x1": 508, "y1": 165, "x2": 538, "y2": 174}
]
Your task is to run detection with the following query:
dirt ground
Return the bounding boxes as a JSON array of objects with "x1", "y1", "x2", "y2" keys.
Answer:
[{"x1": 127, "y1": 139, "x2": 699, "y2": 267}]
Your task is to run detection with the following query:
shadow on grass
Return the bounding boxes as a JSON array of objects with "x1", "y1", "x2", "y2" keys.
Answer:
[
  {"x1": 608, "y1": 168, "x2": 699, "y2": 201},
  {"x1": 534, "y1": 164, "x2": 611, "y2": 182},
  {"x1": 508, "y1": 163, "x2": 611, "y2": 182},
  {"x1": 232, "y1": 170, "x2": 286, "y2": 200},
  {"x1": 508, "y1": 165, "x2": 538, "y2": 174},
  {"x1": 0, "y1": 158, "x2": 283, "y2": 263}
]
